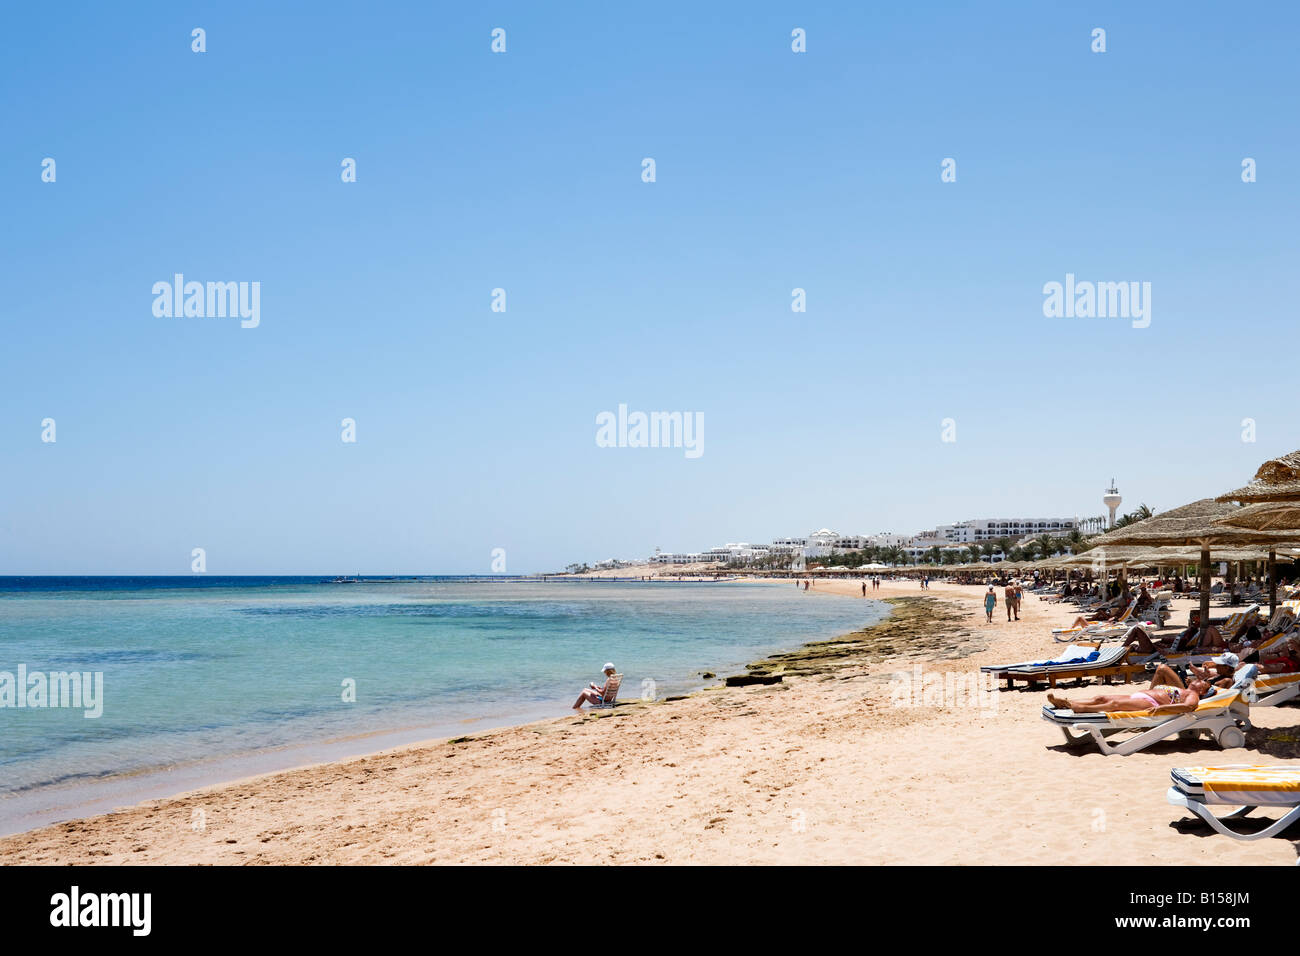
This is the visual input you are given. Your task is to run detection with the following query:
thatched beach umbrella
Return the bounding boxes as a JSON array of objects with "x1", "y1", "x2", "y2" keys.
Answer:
[
  {"x1": 1083, "y1": 498, "x2": 1300, "y2": 624},
  {"x1": 1214, "y1": 501, "x2": 1300, "y2": 532},
  {"x1": 1215, "y1": 450, "x2": 1300, "y2": 504},
  {"x1": 1214, "y1": 449, "x2": 1300, "y2": 609},
  {"x1": 1090, "y1": 502, "x2": 1280, "y2": 614}
]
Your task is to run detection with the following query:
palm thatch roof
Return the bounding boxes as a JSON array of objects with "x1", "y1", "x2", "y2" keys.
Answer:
[
  {"x1": 1082, "y1": 498, "x2": 1300, "y2": 549},
  {"x1": 1213, "y1": 501, "x2": 1300, "y2": 532},
  {"x1": 1085, "y1": 497, "x2": 1300, "y2": 621},
  {"x1": 1121, "y1": 546, "x2": 1295, "y2": 567},
  {"x1": 1216, "y1": 449, "x2": 1300, "y2": 503}
]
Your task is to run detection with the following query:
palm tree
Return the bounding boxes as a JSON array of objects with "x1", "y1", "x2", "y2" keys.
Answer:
[
  {"x1": 1035, "y1": 534, "x2": 1055, "y2": 560},
  {"x1": 1010, "y1": 546, "x2": 1025, "y2": 562},
  {"x1": 941, "y1": 550, "x2": 958, "y2": 565},
  {"x1": 995, "y1": 536, "x2": 1013, "y2": 559},
  {"x1": 965, "y1": 546, "x2": 981, "y2": 564},
  {"x1": 980, "y1": 542, "x2": 997, "y2": 563},
  {"x1": 925, "y1": 546, "x2": 942, "y2": 565},
  {"x1": 1114, "y1": 503, "x2": 1154, "y2": 529},
  {"x1": 1066, "y1": 529, "x2": 1085, "y2": 552}
]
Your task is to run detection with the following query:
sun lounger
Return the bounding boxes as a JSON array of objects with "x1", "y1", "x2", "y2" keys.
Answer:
[
  {"x1": 1261, "y1": 605, "x2": 1297, "y2": 634},
  {"x1": 1167, "y1": 765, "x2": 1300, "y2": 842},
  {"x1": 1251, "y1": 669, "x2": 1300, "y2": 707},
  {"x1": 1040, "y1": 668, "x2": 1258, "y2": 756},
  {"x1": 982, "y1": 643, "x2": 1144, "y2": 689},
  {"x1": 1051, "y1": 597, "x2": 1140, "y2": 643}
]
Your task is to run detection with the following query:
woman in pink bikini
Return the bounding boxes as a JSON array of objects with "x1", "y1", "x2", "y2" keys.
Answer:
[{"x1": 1046, "y1": 666, "x2": 1213, "y2": 714}]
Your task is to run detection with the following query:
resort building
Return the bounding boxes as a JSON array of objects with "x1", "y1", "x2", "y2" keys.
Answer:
[
  {"x1": 642, "y1": 512, "x2": 1098, "y2": 568},
  {"x1": 648, "y1": 551, "x2": 704, "y2": 565},
  {"x1": 933, "y1": 518, "x2": 1079, "y2": 544}
]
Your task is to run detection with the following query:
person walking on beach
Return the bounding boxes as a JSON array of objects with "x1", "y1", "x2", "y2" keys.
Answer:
[
  {"x1": 862, "y1": 580, "x2": 867, "y2": 597},
  {"x1": 1013, "y1": 582, "x2": 1022, "y2": 620},
  {"x1": 984, "y1": 587, "x2": 997, "y2": 623}
]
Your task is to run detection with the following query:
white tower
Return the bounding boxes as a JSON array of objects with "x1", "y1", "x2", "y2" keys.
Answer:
[{"x1": 1103, "y1": 479, "x2": 1123, "y2": 528}]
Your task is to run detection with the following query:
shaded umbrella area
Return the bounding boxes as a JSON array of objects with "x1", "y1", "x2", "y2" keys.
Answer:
[{"x1": 1079, "y1": 498, "x2": 1300, "y2": 625}]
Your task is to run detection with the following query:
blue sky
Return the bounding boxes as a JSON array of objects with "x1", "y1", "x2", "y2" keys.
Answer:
[{"x1": 3, "y1": 1, "x2": 1297, "y2": 573}]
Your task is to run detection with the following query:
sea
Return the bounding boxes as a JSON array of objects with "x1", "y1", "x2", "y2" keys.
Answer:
[{"x1": 0, "y1": 576, "x2": 882, "y2": 835}]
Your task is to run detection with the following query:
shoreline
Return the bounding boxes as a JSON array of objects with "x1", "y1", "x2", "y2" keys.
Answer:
[
  {"x1": 4, "y1": 579, "x2": 1298, "y2": 864},
  {"x1": 0, "y1": 580, "x2": 881, "y2": 842}
]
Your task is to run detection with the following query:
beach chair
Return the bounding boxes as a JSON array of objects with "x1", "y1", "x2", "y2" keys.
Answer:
[
  {"x1": 1253, "y1": 669, "x2": 1300, "y2": 707},
  {"x1": 1167, "y1": 765, "x2": 1300, "y2": 842},
  {"x1": 1260, "y1": 605, "x2": 1297, "y2": 635},
  {"x1": 1201, "y1": 605, "x2": 1261, "y2": 642},
  {"x1": 1051, "y1": 596, "x2": 1140, "y2": 643},
  {"x1": 593, "y1": 673, "x2": 623, "y2": 709},
  {"x1": 1147, "y1": 592, "x2": 1173, "y2": 627},
  {"x1": 982, "y1": 643, "x2": 1144, "y2": 689},
  {"x1": 1040, "y1": 668, "x2": 1258, "y2": 757},
  {"x1": 1154, "y1": 621, "x2": 1288, "y2": 675}
]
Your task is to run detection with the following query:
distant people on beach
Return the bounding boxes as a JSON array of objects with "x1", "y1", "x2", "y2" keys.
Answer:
[
  {"x1": 862, "y1": 581, "x2": 867, "y2": 597},
  {"x1": 1004, "y1": 582, "x2": 1016, "y2": 621},
  {"x1": 573, "y1": 662, "x2": 618, "y2": 712},
  {"x1": 984, "y1": 587, "x2": 997, "y2": 623}
]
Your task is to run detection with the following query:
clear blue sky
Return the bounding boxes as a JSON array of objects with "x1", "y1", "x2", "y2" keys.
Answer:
[{"x1": 3, "y1": 1, "x2": 1297, "y2": 573}]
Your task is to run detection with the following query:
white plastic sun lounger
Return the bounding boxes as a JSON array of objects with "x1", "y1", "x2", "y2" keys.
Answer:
[
  {"x1": 1051, "y1": 597, "x2": 1140, "y2": 643},
  {"x1": 1041, "y1": 668, "x2": 1258, "y2": 757},
  {"x1": 1167, "y1": 765, "x2": 1300, "y2": 842},
  {"x1": 1251, "y1": 669, "x2": 1300, "y2": 707}
]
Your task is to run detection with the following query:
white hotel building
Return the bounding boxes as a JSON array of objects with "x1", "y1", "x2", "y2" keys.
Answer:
[
  {"x1": 931, "y1": 518, "x2": 1079, "y2": 545},
  {"x1": 649, "y1": 517, "x2": 1081, "y2": 567}
]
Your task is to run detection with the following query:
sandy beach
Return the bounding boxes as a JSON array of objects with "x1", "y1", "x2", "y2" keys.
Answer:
[{"x1": 2, "y1": 578, "x2": 1297, "y2": 865}]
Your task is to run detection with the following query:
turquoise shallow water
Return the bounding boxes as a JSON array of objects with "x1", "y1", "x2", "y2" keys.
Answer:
[{"x1": 0, "y1": 578, "x2": 882, "y2": 818}]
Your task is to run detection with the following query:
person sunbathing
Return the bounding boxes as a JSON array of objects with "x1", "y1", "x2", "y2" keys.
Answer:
[
  {"x1": 1046, "y1": 666, "x2": 1212, "y2": 714},
  {"x1": 1119, "y1": 620, "x2": 1214, "y2": 656},
  {"x1": 1195, "y1": 610, "x2": 1288, "y2": 655},
  {"x1": 1243, "y1": 636, "x2": 1300, "y2": 676},
  {"x1": 1066, "y1": 596, "x2": 1133, "y2": 629},
  {"x1": 572, "y1": 662, "x2": 618, "y2": 711}
]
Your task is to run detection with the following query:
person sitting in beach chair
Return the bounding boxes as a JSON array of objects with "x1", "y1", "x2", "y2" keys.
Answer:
[
  {"x1": 1187, "y1": 653, "x2": 1242, "y2": 688},
  {"x1": 1046, "y1": 666, "x2": 1214, "y2": 715},
  {"x1": 1195, "y1": 606, "x2": 1273, "y2": 654},
  {"x1": 572, "y1": 663, "x2": 622, "y2": 712},
  {"x1": 1120, "y1": 605, "x2": 1262, "y2": 658},
  {"x1": 1118, "y1": 620, "x2": 1203, "y2": 656},
  {"x1": 1242, "y1": 635, "x2": 1300, "y2": 676}
]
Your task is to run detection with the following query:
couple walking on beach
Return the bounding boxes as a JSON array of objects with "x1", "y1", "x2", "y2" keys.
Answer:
[{"x1": 984, "y1": 583, "x2": 1022, "y2": 623}]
